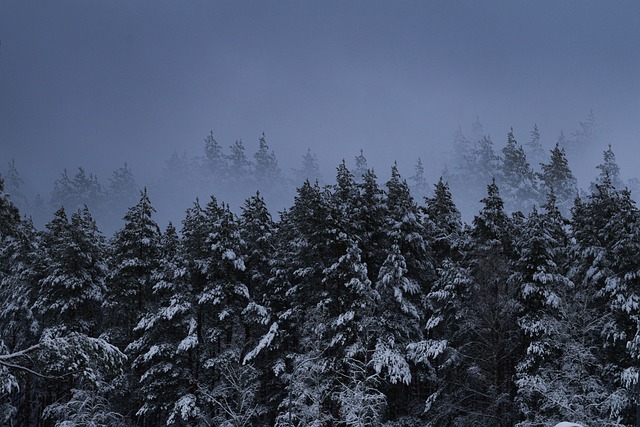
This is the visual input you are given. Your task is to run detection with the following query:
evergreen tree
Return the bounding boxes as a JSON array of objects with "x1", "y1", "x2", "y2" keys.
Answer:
[
  {"x1": 499, "y1": 128, "x2": 541, "y2": 213},
  {"x1": 423, "y1": 177, "x2": 463, "y2": 262},
  {"x1": 35, "y1": 206, "x2": 106, "y2": 335},
  {"x1": 409, "y1": 157, "x2": 429, "y2": 201},
  {"x1": 525, "y1": 124, "x2": 545, "y2": 172},
  {"x1": 511, "y1": 199, "x2": 573, "y2": 426},
  {"x1": 107, "y1": 163, "x2": 138, "y2": 219},
  {"x1": 0, "y1": 176, "x2": 20, "y2": 238},
  {"x1": 105, "y1": 188, "x2": 161, "y2": 349},
  {"x1": 127, "y1": 223, "x2": 201, "y2": 425},
  {"x1": 228, "y1": 140, "x2": 253, "y2": 183},
  {"x1": 254, "y1": 133, "x2": 281, "y2": 185},
  {"x1": 463, "y1": 181, "x2": 519, "y2": 426},
  {"x1": 539, "y1": 142, "x2": 578, "y2": 216},
  {"x1": 593, "y1": 144, "x2": 624, "y2": 190},
  {"x1": 472, "y1": 135, "x2": 500, "y2": 185},
  {"x1": 5, "y1": 159, "x2": 28, "y2": 212},
  {"x1": 294, "y1": 148, "x2": 322, "y2": 184},
  {"x1": 569, "y1": 176, "x2": 634, "y2": 425},
  {"x1": 353, "y1": 149, "x2": 368, "y2": 182},
  {"x1": 50, "y1": 167, "x2": 104, "y2": 215},
  {"x1": 203, "y1": 130, "x2": 227, "y2": 178}
]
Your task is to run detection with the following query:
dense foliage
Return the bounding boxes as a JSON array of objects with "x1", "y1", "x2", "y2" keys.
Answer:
[{"x1": 3, "y1": 127, "x2": 640, "y2": 426}]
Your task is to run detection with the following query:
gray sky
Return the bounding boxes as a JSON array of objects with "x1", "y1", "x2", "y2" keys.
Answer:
[{"x1": 2, "y1": 0, "x2": 640, "y2": 195}]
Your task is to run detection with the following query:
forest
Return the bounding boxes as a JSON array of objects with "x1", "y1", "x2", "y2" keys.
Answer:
[{"x1": 2, "y1": 120, "x2": 640, "y2": 427}]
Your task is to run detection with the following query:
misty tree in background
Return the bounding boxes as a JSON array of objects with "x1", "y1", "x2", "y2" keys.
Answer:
[
  {"x1": 353, "y1": 149, "x2": 368, "y2": 182},
  {"x1": 567, "y1": 110, "x2": 599, "y2": 160},
  {"x1": 107, "y1": 163, "x2": 139, "y2": 220},
  {"x1": 409, "y1": 157, "x2": 429, "y2": 201},
  {"x1": 593, "y1": 144, "x2": 624, "y2": 190},
  {"x1": 472, "y1": 135, "x2": 500, "y2": 184},
  {"x1": 50, "y1": 167, "x2": 105, "y2": 216},
  {"x1": 294, "y1": 148, "x2": 322, "y2": 184},
  {"x1": 539, "y1": 142, "x2": 578, "y2": 216},
  {"x1": 4, "y1": 159, "x2": 29, "y2": 213},
  {"x1": 228, "y1": 140, "x2": 253, "y2": 184},
  {"x1": 451, "y1": 127, "x2": 473, "y2": 172},
  {"x1": 524, "y1": 124, "x2": 545, "y2": 173},
  {"x1": 498, "y1": 128, "x2": 541, "y2": 214},
  {"x1": 254, "y1": 133, "x2": 281, "y2": 185},
  {"x1": 203, "y1": 130, "x2": 228, "y2": 180}
]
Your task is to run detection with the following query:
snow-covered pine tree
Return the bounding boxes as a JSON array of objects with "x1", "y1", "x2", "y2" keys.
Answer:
[
  {"x1": 461, "y1": 180, "x2": 520, "y2": 426},
  {"x1": 195, "y1": 197, "x2": 266, "y2": 425},
  {"x1": 35, "y1": 206, "x2": 107, "y2": 335},
  {"x1": 128, "y1": 223, "x2": 202, "y2": 425},
  {"x1": 379, "y1": 163, "x2": 435, "y2": 418},
  {"x1": 0, "y1": 175, "x2": 20, "y2": 238},
  {"x1": 412, "y1": 179, "x2": 468, "y2": 425},
  {"x1": 105, "y1": 188, "x2": 161, "y2": 349},
  {"x1": 511, "y1": 196, "x2": 574, "y2": 426},
  {"x1": 569, "y1": 175, "x2": 633, "y2": 425},
  {"x1": 0, "y1": 184, "x2": 42, "y2": 424}
]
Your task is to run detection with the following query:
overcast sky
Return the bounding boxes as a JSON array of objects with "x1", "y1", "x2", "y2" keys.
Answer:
[{"x1": 2, "y1": 0, "x2": 640, "y2": 195}]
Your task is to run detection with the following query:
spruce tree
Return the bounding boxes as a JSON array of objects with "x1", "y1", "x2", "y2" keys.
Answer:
[
  {"x1": 539, "y1": 142, "x2": 577, "y2": 216},
  {"x1": 499, "y1": 128, "x2": 541, "y2": 213},
  {"x1": 105, "y1": 188, "x2": 161, "y2": 349}
]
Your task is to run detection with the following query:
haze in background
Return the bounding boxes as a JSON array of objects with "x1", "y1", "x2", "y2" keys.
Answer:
[{"x1": 2, "y1": 1, "x2": 640, "y2": 230}]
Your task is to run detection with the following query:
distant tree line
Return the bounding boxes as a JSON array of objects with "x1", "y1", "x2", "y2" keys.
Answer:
[{"x1": 2, "y1": 133, "x2": 640, "y2": 426}]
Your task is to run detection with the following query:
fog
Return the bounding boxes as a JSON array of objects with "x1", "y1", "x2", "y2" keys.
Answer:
[{"x1": 2, "y1": 1, "x2": 640, "y2": 232}]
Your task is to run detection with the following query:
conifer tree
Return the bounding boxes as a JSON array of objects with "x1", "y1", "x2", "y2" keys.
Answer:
[
  {"x1": 105, "y1": 188, "x2": 161, "y2": 349},
  {"x1": 203, "y1": 130, "x2": 227, "y2": 179},
  {"x1": 569, "y1": 176, "x2": 633, "y2": 425},
  {"x1": 593, "y1": 144, "x2": 624, "y2": 190},
  {"x1": 128, "y1": 223, "x2": 201, "y2": 425},
  {"x1": 107, "y1": 163, "x2": 138, "y2": 218},
  {"x1": 294, "y1": 148, "x2": 322, "y2": 184},
  {"x1": 463, "y1": 180, "x2": 520, "y2": 426},
  {"x1": 353, "y1": 149, "x2": 368, "y2": 182},
  {"x1": 254, "y1": 133, "x2": 281, "y2": 186},
  {"x1": 525, "y1": 124, "x2": 545, "y2": 173},
  {"x1": 499, "y1": 128, "x2": 541, "y2": 213},
  {"x1": 511, "y1": 197, "x2": 573, "y2": 425},
  {"x1": 36, "y1": 206, "x2": 106, "y2": 335},
  {"x1": 0, "y1": 176, "x2": 20, "y2": 238},
  {"x1": 409, "y1": 157, "x2": 429, "y2": 201},
  {"x1": 539, "y1": 142, "x2": 577, "y2": 216},
  {"x1": 228, "y1": 140, "x2": 253, "y2": 183},
  {"x1": 5, "y1": 159, "x2": 28, "y2": 213}
]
